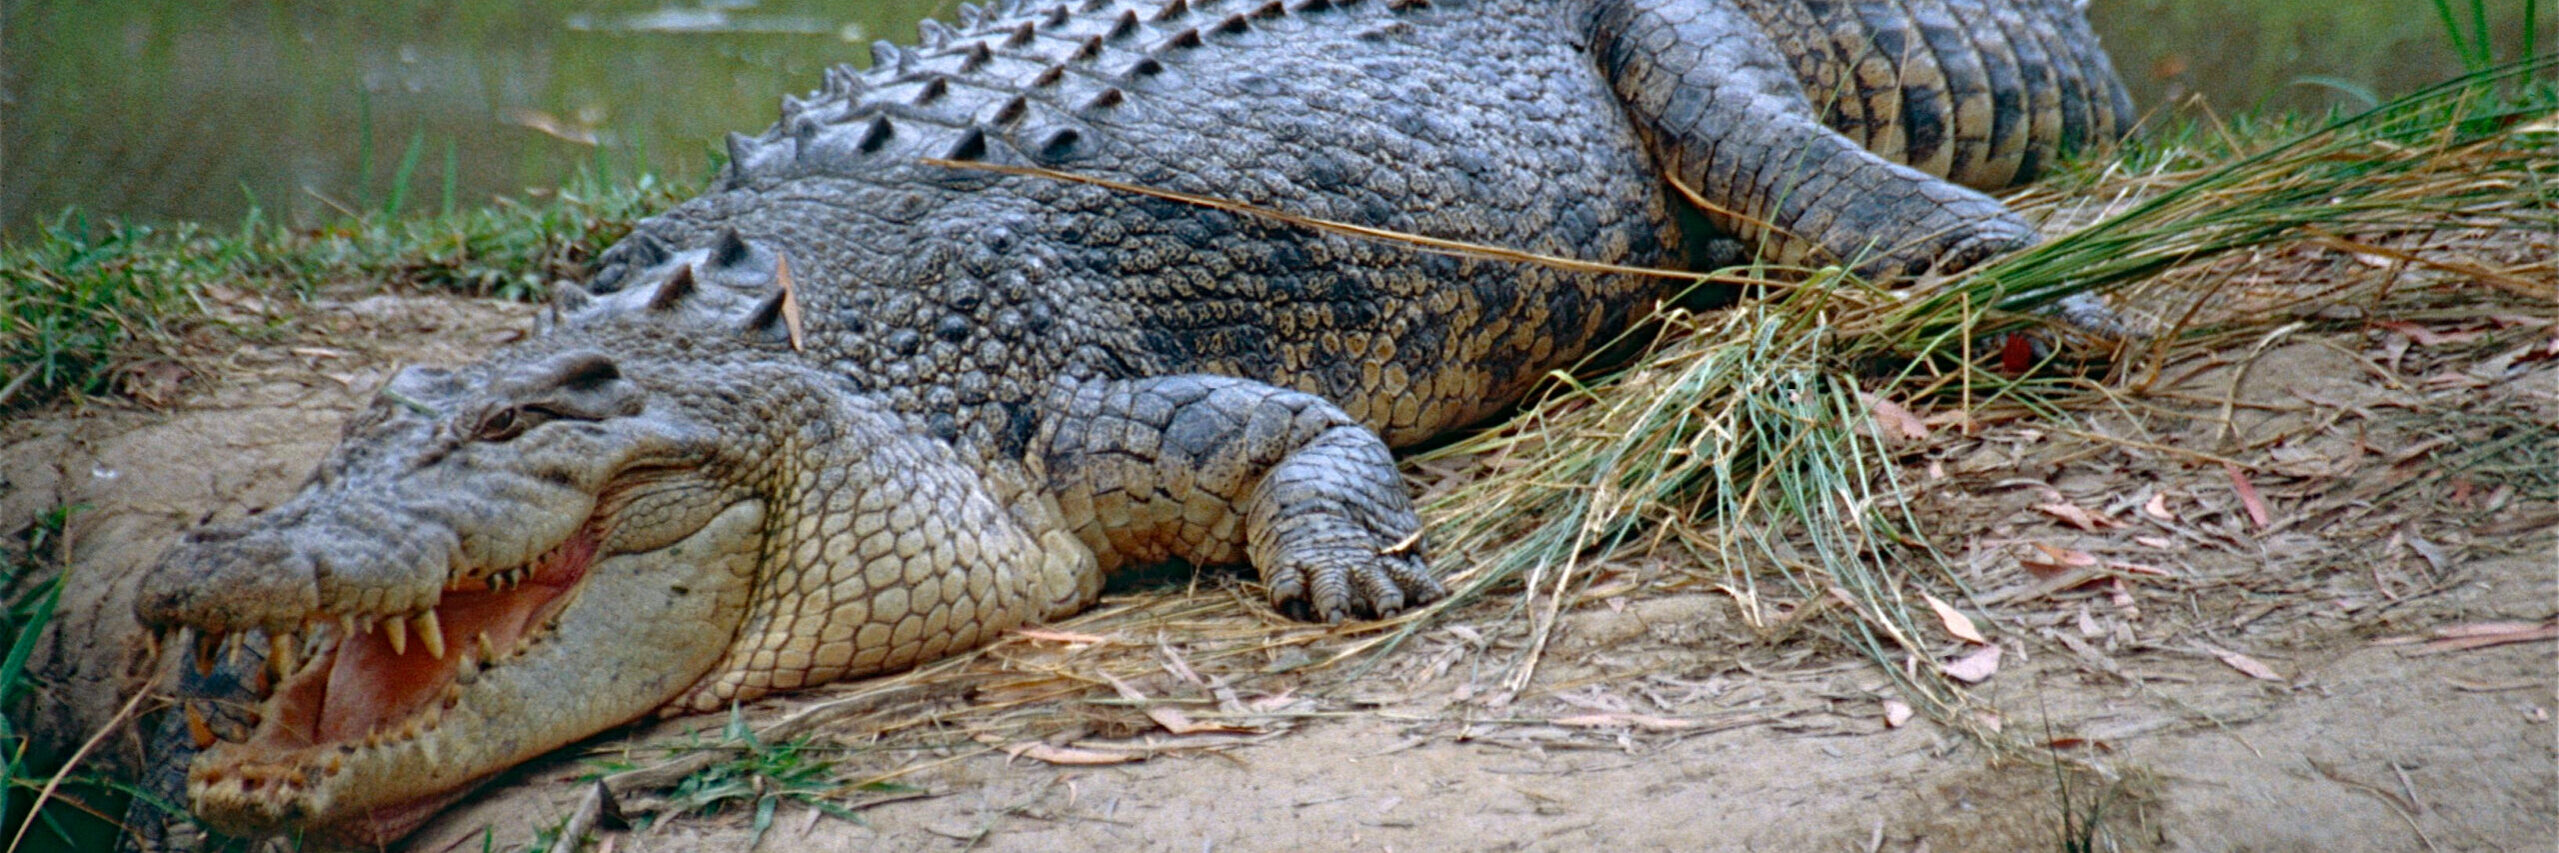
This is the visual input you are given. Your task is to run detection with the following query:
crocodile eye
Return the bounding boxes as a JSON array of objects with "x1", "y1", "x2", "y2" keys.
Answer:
[{"x1": 474, "y1": 406, "x2": 526, "y2": 442}]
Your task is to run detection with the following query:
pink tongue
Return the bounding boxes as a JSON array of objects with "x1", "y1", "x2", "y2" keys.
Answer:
[
  {"x1": 317, "y1": 626, "x2": 449, "y2": 744},
  {"x1": 310, "y1": 532, "x2": 598, "y2": 743}
]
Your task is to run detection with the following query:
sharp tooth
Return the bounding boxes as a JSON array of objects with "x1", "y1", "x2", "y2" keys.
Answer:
[
  {"x1": 339, "y1": 614, "x2": 358, "y2": 640},
  {"x1": 417, "y1": 610, "x2": 446, "y2": 659},
  {"x1": 383, "y1": 616, "x2": 408, "y2": 656},
  {"x1": 184, "y1": 702, "x2": 216, "y2": 749},
  {"x1": 455, "y1": 654, "x2": 480, "y2": 685},
  {"x1": 475, "y1": 632, "x2": 497, "y2": 661},
  {"x1": 222, "y1": 632, "x2": 245, "y2": 668},
  {"x1": 144, "y1": 628, "x2": 164, "y2": 660},
  {"x1": 270, "y1": 632, "x2": 300, "y2": 679},
  {"x1": 192, "y1": 630, "x2": 220, "y2": 676}
]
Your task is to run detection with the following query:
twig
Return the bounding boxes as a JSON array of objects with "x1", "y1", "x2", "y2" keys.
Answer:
[{"x1": 6, "y1": 686, "x2": 150, "y2": 853}]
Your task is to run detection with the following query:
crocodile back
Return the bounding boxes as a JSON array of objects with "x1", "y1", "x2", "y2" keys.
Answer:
[{"x1": 600, "y1": 0, "x2": 1683, "y2": 449}]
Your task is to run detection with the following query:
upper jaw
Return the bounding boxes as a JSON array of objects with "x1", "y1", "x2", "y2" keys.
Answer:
[{"x1": 177, "y1": 497, "x2": 766, "y2": 843}]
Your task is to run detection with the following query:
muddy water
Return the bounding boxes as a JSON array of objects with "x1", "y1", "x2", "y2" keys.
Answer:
[{"x1": 2, "y1": 0, "x2": 2550, "y2": 238}]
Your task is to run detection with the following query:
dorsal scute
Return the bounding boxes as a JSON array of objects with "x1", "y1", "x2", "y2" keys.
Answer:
[
  {"x1": 715, "y1": 0, "x2": 1354, "y2": 190},
  {"x1": 562, "y1": 228, "x2": 790, "y2": 340}
]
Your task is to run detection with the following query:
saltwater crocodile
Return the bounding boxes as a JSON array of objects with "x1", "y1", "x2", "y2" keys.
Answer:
[{"x1": 56, "y1": 0, "x2": 2131, "y2": 846}]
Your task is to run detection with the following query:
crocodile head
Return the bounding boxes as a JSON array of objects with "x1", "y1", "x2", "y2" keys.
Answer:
[{"x1": 133, "y1": 320, "x2": 783, "y2": 846}]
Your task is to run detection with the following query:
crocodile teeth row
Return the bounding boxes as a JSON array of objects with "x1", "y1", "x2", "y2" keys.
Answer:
[
  {"x1": 355, "y1": 609, "x2": 453, "y2": 660},
  {"x1": 160, "y1": 548, "x2": 560, "y2": 679}
]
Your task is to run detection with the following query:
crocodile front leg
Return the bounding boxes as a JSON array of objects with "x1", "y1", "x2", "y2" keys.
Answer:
[
  {"x1": 1036, "y1": 376, "x2": 1441, "y2": 622},
  {"x1": 1589, "y1": 0, "x2": 2046, "y2": 276}
]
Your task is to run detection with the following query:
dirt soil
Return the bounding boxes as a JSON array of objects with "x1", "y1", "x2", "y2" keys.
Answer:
[{"x1": 8, "y1": 255, "x2": 2555, "y2": 851}]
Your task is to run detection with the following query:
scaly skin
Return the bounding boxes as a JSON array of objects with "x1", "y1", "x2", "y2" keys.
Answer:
[{"x1": 87, "y1": 0, "x2": 2131, "y2": 846}]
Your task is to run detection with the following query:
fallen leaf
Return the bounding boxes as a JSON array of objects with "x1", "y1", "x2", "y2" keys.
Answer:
[
  {"x1": 1859, "y1": 391, "x2": 1930, "y2": 442},
  {"x1": 2412, "y1": 622, "x2": 2559, "y2": 655},
  {"x1": 2434, "y1": 621, "x2": 2554, "y2": 638},
  {"x1": 2019, "y1": 542, "x2": 2100, "y2": 579},
  {"x1": 2223, "y1": 463, "x2": 2272, "y2": 530},
  {"x1": 2105, "y1": 561, "x2": 2175, "y2": 577},
  {"x1": 1883, "y1": 700, "x2": 1914, "y2": 729},
  {"x1": 1013, "y1": 628, "x2": 1116, "y2": 645},
  {"x1": 1104, "y1": 673, "x2": 1249, "y2": 735},
  {"x1": 2374, "y1": 320, "x2": 2482, "y2": 347},
  {"x1": 2108, "y1": 579, "x2": 2138, "y2": 610},
  {"x1": 2209, "y1": 647, "x2": 2286, "y2": 682},
  {"x1": 1943, "y1": 644, "x2": 2002, "y2": 683},
  {"x1": 1551, "y1": 713, "x2": 1701, "y2": 731},
  {"x1": 118, "y1": 361, "x2": 192, "y2": 407},
  {"x1": 1922, "y1": 593, "x2": 1988, "y2": 644},
  {"x1": 2402, "y1": 534, "x2": 2452, "y2": 575},
  {"x1": 2143, "y1": 493, "x2": 2176, "y2": 522},
  {"x1": 1001, "y1": 741, "x2": 1142, "y2": 765},
  {"x1": 2036, "y1": 502, "x2": 2122, "y2": 531}
]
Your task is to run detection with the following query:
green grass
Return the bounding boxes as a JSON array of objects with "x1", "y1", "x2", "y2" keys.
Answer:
[
  {"x1": 2433, "y1": 0, "x2": 2542, "y2": 73},
  {"x1": 0, "y1": 505, "x2": 122, "y2": 853},
  {"x1": 553, "y1": 706, "x2": 913, "y2": 852},
  {"x1": 0, "y1": 170, "x2": 688, "y2": 413},
  {"x1": 643, "y1": 709, "x2": 876, "y2": 847}
]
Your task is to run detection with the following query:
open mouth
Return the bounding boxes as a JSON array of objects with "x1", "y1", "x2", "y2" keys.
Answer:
[{"x1": 172, "y1": 522, "x2": 604, "y2": 815}]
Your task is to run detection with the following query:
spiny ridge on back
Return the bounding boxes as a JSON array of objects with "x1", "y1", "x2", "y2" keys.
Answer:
[{"x1": 717, "y1": 0, "x2": 1407, "y2": 191}]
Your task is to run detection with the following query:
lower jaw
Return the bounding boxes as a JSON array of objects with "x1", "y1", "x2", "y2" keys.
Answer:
[
  {"x1": 192, "y1": 761, "x2": 482, "y2": 846},
  {"x1": 308, "y1": 787, "x2": 476, "y2": 850}
]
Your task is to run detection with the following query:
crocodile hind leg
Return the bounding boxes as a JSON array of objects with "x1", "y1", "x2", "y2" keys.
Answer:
[
  {"x1": 1590, "y1": 0, "x2": 2051, "y2": 277},
  {"x1": 1035, "y1": 376, "x2": 1441, "y2": 622}
]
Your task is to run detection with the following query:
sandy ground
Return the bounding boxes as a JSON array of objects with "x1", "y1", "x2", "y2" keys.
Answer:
[{"x1": 8, "y1": 269, "x2": 2554, "y2": 851}]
